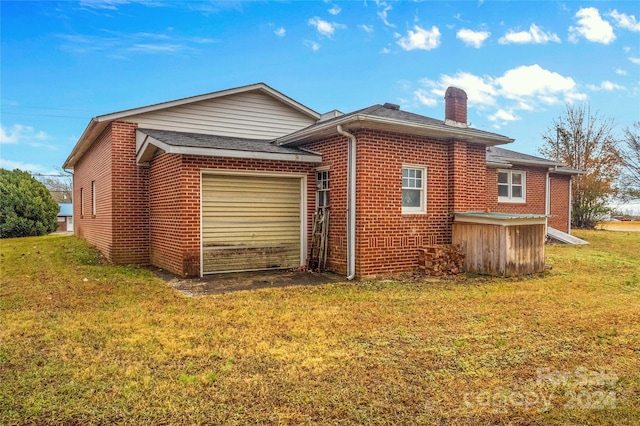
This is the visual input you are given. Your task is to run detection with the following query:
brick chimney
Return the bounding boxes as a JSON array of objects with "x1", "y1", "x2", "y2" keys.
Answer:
[{"x1": 444, "y1": 87, "x2": 468, "y2": 128}]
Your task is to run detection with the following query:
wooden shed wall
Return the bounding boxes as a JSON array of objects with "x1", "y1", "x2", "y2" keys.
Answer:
[{"x1": 452, "y1": 222, "x2": 545, "y2": 277}]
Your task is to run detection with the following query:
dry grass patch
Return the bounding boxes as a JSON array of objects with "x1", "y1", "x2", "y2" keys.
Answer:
[{"x1": 1, "y1": 231, "x2": 639, "y2": 424}]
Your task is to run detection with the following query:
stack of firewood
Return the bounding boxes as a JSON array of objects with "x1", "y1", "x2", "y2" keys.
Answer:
[{"x1": 418, "y1": 244, "x2": 465, "y2": 276}]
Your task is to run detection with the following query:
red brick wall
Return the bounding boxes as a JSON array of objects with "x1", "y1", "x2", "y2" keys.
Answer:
[
  {"x1": 149, "y1": 153, "x2": 184, "y2": 275},
  {"x1": 72, "y1": 121, "x2": 149, "y2": 265},
  {"x1": 73, "y1": 125, "x2": 114, "y2": 260},
  {"x1": 306, "y1": 135, "x2": 349, "y2": 275},
  {"x1": 110, "y1": 122, "x2": 149, "y2": 265},
  {"x1": 308, "y1": 129, "x2": 488, "y2": 278},
  {"x1": 148, "y1": 153, "x2": 316, "y2": 277},
  {"x1": 486, "y1": 166, "x2": 547, "y2": 215},
  {"x1": 549, "y1": 174, "x2": 571, "y2": 233},
  {"x1": 449, "y1": 142, "x2": 487, "y2": 212}
]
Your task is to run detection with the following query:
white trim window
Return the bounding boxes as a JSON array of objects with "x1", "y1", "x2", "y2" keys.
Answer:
[
  {"x1": 316, "y1": 169, "x2": 330, "y2": 209},
  {"x1": 498, "y1": 170, "x2": 526, "y2": 203},
  {"x1": 402, "y1": 165, "x2": 426, "y2": 213},
  {"x1": 91, "y1": 180, "x2": 96, "y2": 216}
]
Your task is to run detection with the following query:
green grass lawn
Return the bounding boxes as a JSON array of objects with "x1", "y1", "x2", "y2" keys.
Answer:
[{"x1": 1, "y1": 231, "x2": 639, "y2": 425}]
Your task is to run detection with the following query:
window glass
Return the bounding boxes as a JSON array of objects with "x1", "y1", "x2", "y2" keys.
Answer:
[
  {"x1": 497, "y1": 170, "x2": 525, "y2": 202},
  {"x1": 402, "y1": 166, "x2": 426, "y2": 213},
  {"x1": 316, "y1": 170, "x2": 330, "y2": 208}
]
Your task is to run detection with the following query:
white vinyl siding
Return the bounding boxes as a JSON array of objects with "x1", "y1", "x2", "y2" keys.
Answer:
[
  {"x1": 124, "y1": 91, "x2": 315, "y2": 139},
  {"x1": 498, "y1": 170, "x2": 526, "y2": 203},
  {"x1": 201, "y1": 173, "x2": 304, "y2": 274}
]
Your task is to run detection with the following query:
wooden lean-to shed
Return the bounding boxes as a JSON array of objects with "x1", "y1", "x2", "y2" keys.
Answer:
[{"x1": 451, "y1": 212, "x2": 547, "y2": 277}]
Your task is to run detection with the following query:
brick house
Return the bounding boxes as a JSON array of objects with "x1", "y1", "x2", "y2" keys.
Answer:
[{"x1": 63, "y1": 83, "x2": 579, "y2": 278}]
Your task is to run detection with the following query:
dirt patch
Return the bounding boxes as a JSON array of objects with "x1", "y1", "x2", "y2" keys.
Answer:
[
  {"x1": 597, "y1": 221, "x2": 640, "y2": 232},
  {"x1": 152, "y1": 268, "x2": 345, "y2": 297}
]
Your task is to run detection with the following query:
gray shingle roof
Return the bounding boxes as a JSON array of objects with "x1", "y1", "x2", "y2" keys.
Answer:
[
  {"x1": 486, "y1": 146, "x2": 582, "y2": 174},
  {"x1": 277, "y1": 103, "x2": 513, "y2": 145},
  {"x1": 138, "y1": 128, "x2": 313, "y2": 156}
]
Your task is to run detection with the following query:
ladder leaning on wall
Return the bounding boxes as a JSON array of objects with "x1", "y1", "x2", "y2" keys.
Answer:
[{"x1": 308, "y1": 207, "x2": 329, "y2": 272}]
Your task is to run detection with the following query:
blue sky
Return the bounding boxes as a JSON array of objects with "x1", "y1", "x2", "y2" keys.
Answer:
[{"x1": 1, "y1": 0, "x2": 639, "y2": 176}]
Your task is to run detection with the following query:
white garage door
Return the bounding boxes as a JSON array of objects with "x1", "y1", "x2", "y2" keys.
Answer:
[{"x1": 202, "y1": 173, "x2": 303, "y2": 274}]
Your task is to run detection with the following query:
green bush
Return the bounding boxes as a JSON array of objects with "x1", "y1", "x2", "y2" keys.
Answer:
[{"x1": 0, "y1": 168, "x2": 59, "y2": 238}]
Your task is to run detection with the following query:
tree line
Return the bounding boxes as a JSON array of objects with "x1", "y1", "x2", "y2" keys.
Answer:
[{"x1": 539, "y1": 104, "x2": 639, "y2": 229}]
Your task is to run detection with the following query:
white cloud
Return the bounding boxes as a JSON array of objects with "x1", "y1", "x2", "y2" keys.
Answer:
[
  {"x1": 499, "y1": 23, "x2": 560, "y2": 44},
  {"x1": 376, "y1": 1, "x2": 395, "y2": 27},
  {"x1": 328, "y1": 5, "x2": 341, "y2": 16},
  {"x1": 274, "y1": 27, "x2": 286, "y2": 37},
  {"x1": 421, "y1": 71, "x2": 498, "y2": 107},
  {"x1": 0, "y1": 158, "x2": 47, "y2": 173},
  {"x1": 630, "y1": 57, "x2": 640, "y2": 65},
  {"x1": 615, "y1": 68, "x2": 627, "y2": 76},
  {"x1": 587, "y1": 81, "x2": 625, "y2": 91},
  {"x1": 488, "y1": 109, "x2": 519, "y2": 124},
  {"x1": 609, "y1": 10, "x2": 640, "y2": 32},
  {"x1": 397, "y1": 25, "x2": 441, "y2": 51},
  {"x1": 1, "y1": 124, "x2": 48, "y2": 145},
  {"x1": 304, "y1": 40, "x2": 321, "y2": 51},
  {"x1": 569, "y1": 7, "x2": 616, "y2": 44},
  {"x1": 414, "y1": 89, "x2": 438, "y2": 107},
  {"x1": 456, "y1": 28, "x2": 490, "y2": 48},
  {"x1": 496, "y1": 64, "x2": 584, "y2": 103},
  {"x1": 415, "y1": 64, "x2": 586, "y2": 125},
  {"x1": 308, "y1": 17, "x2": 345, "y2": 37},
  {"x1": 360, "y1": 24, "x2": 374, "y2": 34}
]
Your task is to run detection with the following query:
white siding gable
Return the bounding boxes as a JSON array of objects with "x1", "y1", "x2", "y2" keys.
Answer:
[{"x1": 123, "y1": 91, "x2": 316, "y2": 139}]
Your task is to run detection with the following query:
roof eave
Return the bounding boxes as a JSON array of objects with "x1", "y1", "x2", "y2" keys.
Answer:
[
  {"x1": 62, "y1": 117, "x2": 108, "y2": 169},
  {"x1": 490, "y1": 157, "x2": 563, "y2": 168}
]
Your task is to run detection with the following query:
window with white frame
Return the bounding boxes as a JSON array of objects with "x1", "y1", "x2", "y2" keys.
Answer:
[
  {"x1": 316, "y1": 169, "x2": 330, "y2": 209},
  {"x1": 80, "y1": 187, "x2": 84, "y2": 217},
  {"x1": 91, "y1": 180, "x2": 96, "y2": 216},
  {"x1": 402, "y1": 166, "x2": 426, "y2": 213},
  {"x1": 498, "y1": 170, "x2": 525, "y2": 203}
]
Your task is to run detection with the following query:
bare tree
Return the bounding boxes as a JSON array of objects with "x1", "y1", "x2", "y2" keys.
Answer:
[
  {"x1": 33, "y1": 167, "x2": 73, "y2": 203},
  {"x1": 618, "y1": 122, "x2": 640, "y2": 201},
  {"x1": 539, "y1": 104, "x2": 620, "y2": 229}
]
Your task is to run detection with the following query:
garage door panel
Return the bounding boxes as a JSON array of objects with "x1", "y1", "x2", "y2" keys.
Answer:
[{"x1": 202, "y1": 173, "x2": 302, "y2": 274}]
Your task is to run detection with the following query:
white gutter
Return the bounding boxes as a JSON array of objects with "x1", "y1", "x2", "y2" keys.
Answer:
[
  {"x1": 337, "y1": 125, "x2": 356, "y2": 281},
  {"x1": 568, "y1": 179, "x2": 572, "y2": 235}
]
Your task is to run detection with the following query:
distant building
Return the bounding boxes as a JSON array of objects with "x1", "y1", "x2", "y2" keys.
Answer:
[{"x1": 57, "y1": 203, "x2": 73, "y2": 232}]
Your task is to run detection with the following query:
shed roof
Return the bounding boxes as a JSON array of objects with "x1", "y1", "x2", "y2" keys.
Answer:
[{"x1": 58, "y1": 203, "x2": 73, "y2": 216}]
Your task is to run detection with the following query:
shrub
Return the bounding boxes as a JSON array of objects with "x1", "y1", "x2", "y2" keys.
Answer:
[{"x1": 0, "y1": 168, "x2": 59, "y2": 238}]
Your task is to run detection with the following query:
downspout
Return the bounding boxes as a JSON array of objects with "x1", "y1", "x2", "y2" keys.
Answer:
[
  {"x1": 545, "y1": 169, "x2": 551, "y2": 235},
  {"x1": 568, "y1": 178, "x2": 572, "y2": 235},
  {"x1": 337, "y1": 125, "x2": 356, "y2": 280}
]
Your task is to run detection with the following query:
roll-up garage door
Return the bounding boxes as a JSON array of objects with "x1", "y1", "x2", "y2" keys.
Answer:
[{"x1": 202, "y1": 173, "x2": 302, "y2": 274}]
